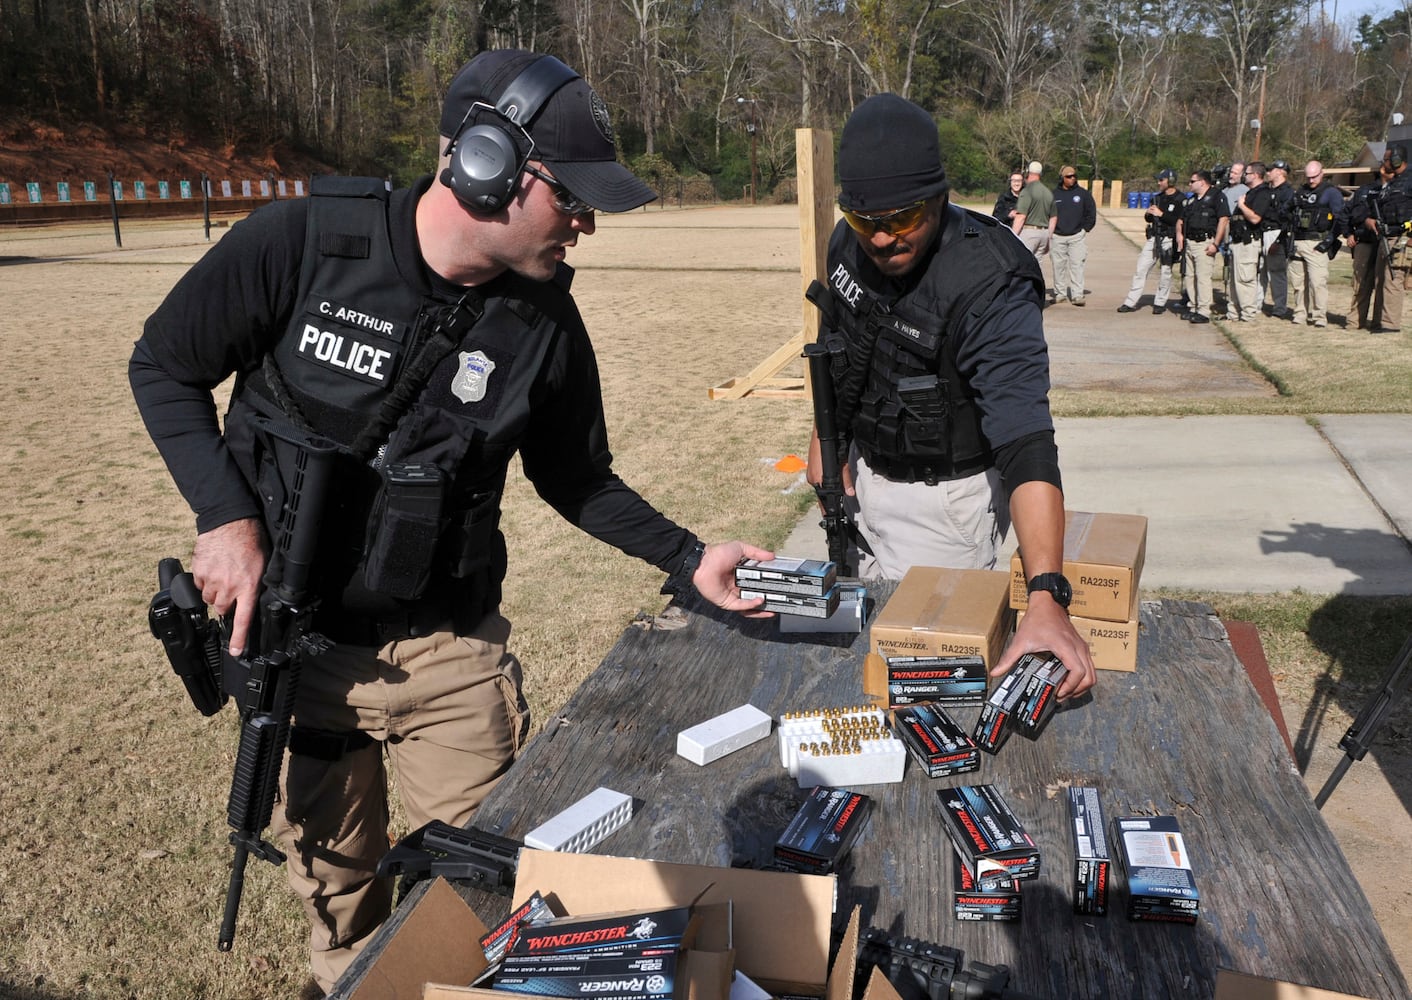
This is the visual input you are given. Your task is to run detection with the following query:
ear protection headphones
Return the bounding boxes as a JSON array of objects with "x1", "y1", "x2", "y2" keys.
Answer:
[
  {"x1": 440, "y1": 54, "x2": 581, "y2": 213},
  {"x1": 1388, "y1": 145, "x2": 1407, "y2": 170}
]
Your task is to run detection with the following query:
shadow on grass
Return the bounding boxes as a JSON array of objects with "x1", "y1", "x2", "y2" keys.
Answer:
[{"x1": 0, "y1": 977, "x2": 80, "y2": 1000}]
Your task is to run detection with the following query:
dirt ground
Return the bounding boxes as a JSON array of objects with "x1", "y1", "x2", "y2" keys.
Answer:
[{"x1": 1, "y1": 200, "x2": 1408, "y2": 997}]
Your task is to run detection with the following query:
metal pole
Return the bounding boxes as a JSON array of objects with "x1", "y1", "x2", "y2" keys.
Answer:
[
  {"x1": 107, "y1": 170, "x2": 122, "y2": 248},
  {"x1": 202, "y1": 172, "x2": 211, "y2": 241},
  {"x1": 1253, "y1": 67, "x2": 1268, "y2": 161}
]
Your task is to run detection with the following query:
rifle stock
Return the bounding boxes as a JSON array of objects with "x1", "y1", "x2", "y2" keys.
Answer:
[{"x1": 804, "y1": 342, "x2": 855, "y2": 576}]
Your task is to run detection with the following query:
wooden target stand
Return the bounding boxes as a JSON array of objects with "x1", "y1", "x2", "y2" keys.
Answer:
[{"x1": 708, "y1": 128, "x2": 834, "y2": 400}]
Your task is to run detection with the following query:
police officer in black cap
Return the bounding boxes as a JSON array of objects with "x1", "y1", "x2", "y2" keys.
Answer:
[
  {"x1": 804, "y1": 92, "x2": 1096, "y2": 702},
  {"x1": 131, "y1": 47, "x2": 775, "y2": 996},
  {"x1": 1118, "y1": 168, "x2": 1183, "y2": 314}
]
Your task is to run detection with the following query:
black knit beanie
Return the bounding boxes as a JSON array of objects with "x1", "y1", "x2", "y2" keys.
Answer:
[{"x1": 837, "y1": 93, "x2": 949, "y2": 212}]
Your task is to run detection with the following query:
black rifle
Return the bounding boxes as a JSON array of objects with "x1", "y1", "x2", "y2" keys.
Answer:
[
  {"x1": 856, "y1": 927, "x2": 1042, "y2": 1000},
  {"x1": 1314, "y1": 634, "x2": 1412, "y2": 809},
  {"x1": 376, "y1": 819, "x2": 521, "y2": 897},
  {"x1": 1368, "y1": 192, "x2": 1396, "y2": 268},
  {"x1": 804, "y1": 341, "x2": 855, "y2": 575},
  {"x1": 148, "y1": 415, "x2": 339, "y2": 950}
]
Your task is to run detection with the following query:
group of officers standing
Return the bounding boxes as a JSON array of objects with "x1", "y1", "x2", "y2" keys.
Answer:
[{"x1": 1112, "y1": 145, "x2": 1412, "y2": 333}]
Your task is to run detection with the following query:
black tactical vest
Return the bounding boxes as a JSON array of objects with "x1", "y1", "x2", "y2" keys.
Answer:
[
  {"x1": 228, "y1": 176, "x2": 567, "y2": 634},
  {"x1": 1292, "y1": 182, "x2": 1336, "y2": 237},
  {"x1": 1184, "y1": 190, "x2": 1219, "y2": 238},
  {"x1": 814, "y1": 206, "x2": 1043, "y2": 482}
]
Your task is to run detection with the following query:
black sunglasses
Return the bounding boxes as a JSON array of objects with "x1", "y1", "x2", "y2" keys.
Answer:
[{"x1": 523, "y1": 164, "x2": 595, "y2": 216}]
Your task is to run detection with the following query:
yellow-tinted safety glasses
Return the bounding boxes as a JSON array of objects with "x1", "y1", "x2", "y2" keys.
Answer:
[{"x1": 840, "y1": 200, "x2": 928, "y2": 238}]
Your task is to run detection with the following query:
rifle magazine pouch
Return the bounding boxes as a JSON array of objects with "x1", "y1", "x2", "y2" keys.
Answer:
[{"x1": 363, "y1": 463, "x2": 445, "y2": 600}]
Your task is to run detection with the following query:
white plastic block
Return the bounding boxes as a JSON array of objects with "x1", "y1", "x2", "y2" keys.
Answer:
[
  {"x1": 794, "y1": 739, "x2": 906, "y2": 788},
  {"x1": 677, "y1": 704, "x2": 773, "y2": 765},
  {"x1": 523, "y1": 786, "x2": 633, "y2": 853}
]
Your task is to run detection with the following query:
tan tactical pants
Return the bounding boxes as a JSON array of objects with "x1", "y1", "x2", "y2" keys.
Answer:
[
  {"x1": 1289, "y1": 238, "x2": 1330, "y2": 326},
  {"x1": 270, "y1": 613, "x2": 528, "y2": 993}
]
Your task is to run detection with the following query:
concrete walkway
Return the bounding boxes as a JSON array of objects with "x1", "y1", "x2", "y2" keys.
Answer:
[{"x1": 784, "y1": 210, "x2": 1412, "y2": 596}]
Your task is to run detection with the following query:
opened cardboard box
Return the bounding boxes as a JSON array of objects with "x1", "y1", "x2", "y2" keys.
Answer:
[
  {"x1": 346, "y1": 849, "x2": 837, "y2": 1000},
  {"x1": 1009, "y1": 511, "x2": 1147, "y2": 623}
]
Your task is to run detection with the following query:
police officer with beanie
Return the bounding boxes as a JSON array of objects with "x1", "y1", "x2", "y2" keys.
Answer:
[
  {"x1": 130, "y1": 49, "x2": 774, "y2": 997},
  {"x1": 1288, "y1": 160, "x2": 1344, "y2": 327},
  {"x1": 1117, "y1": 168, "x2": 1183, "y2": 314},
  {"x1": 1178, "y1": 169, "x2": 1230, "y2": 324},
  {"x1": 804, "y1": 93, "x2": 1095, "y2": 700}
]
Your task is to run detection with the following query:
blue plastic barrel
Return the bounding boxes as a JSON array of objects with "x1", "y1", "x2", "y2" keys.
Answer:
[
  {"x1": 1127, "y1": 192, "x2": 1139, "y2": 209},
  {"x1": 1139, "y1": 191, "x2": 1153, "y2": 208}
]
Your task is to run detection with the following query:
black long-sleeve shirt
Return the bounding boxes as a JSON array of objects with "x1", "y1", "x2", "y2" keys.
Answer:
[{"x1": 130, "y1": 176, "x2": 697, "y2": 592}]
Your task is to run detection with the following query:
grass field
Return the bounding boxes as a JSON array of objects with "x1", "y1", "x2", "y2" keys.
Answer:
[{"x1": 0, "y1": 204, "x2": 1408, "y2": 999}]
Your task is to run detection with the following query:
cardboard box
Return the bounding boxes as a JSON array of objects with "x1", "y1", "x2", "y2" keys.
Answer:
[
  {"x1": 1009, "y1": 511, "x2": 1148, "y2": 622},
  {"x1": 353, "y1": 850, "x2": 837, "y2": 1000},
  {"x1": 870, "y1": 568, "x2": 1012, "y2": 671},
  {"x1": 1213, "y1": 971, "x2": 1372, "y2": 999},
  {"x1": 1018, "y1": 610, "x2": 1140, "y2": 673}
]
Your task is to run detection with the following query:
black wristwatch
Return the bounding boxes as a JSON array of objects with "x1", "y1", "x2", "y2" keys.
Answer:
[
  {"x1": 661, "y1": 539, "x2": 707, "y2": 596},
  {"x1": 1026, "y1": 572, "x2": 1073, "y2": 609}
]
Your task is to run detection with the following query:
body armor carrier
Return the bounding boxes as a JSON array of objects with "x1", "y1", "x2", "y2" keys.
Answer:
[
  {"x1": 227, "y1": 176, "x2": 567, "y2": 637},
  {"x1": 1184, "y1": 190, "x2": 1222, "y2": 239},
  {"x1": 810, "y1": 205, "x2": 1042, "y2": 483},
  {"x1": 1293, "y1": 182, "x2": 1336, "y2": 238}
]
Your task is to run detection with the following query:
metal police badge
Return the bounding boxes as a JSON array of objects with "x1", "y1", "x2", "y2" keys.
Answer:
[{"x1": 451, "y1": 349, "x2": 496, "y2": 404}]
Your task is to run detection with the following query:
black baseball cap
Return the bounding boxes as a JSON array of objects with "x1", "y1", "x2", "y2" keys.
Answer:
[
  {"x1": 1270, "y1": 159, "x2": 1290, "y2": 171},
  {"x1": 441, "y1": 49, "x2": 656, "y2": 213},
  {"x1": 837, "y1": 94, "x2": 949, "y2": 212},
  {"x1": 1156, "y1": 168, "x2": 1176, "y2": 182}
]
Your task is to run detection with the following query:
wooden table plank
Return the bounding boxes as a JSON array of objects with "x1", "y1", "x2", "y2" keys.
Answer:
[{"x1": 333, "y1": 594, "x2": 1407, "y2": 1000}]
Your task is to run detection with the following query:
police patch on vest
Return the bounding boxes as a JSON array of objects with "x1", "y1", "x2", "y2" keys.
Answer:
[
  {"x1": 294, "y1": 321, "x2": 399, "y2": 386},
  {"x1": 451, "y1": 350, "x2": 496, "y2": 404}
]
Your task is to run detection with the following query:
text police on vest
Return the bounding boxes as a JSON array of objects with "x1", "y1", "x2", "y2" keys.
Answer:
[{"x1": 298, "y1": 324, "x2": 393, "y2": 383}]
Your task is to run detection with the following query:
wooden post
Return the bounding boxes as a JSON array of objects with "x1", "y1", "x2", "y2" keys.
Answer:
[
  {"x1": 1110, "y1": 179, "x2": 1125, "y2": 210},
  {"x1": 1092, "y1": 179, "x2": 1105, "y2": 208},
  {"x1": 709, "y1": 128, "x2": 834, "y2": 400}
]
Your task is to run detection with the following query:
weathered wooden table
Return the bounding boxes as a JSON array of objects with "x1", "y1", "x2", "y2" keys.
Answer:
[{"x1": 333, "y1": 593, "x2": 1408, "y2": 999}]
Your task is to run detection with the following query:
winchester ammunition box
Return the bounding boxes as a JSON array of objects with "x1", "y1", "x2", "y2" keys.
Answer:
[
  {"x1": 734, "y1": 557, "x2": 837, "y2": 597},
  {"x1": 863, "y1": 653, "x2": 988, "y2": 707},
  {"x1": 972, "y1": 664, "x2": 1030, "y2": 753},
  {"x1": 779, "y1": 584, "x2": 867, "y2": 634},
  {"x1": 774, "y1": 786, "x2": 872, "y2": 875},
  {"x1": 1112, "y1": 814, "x2": 1200, "y2": 924},
  {"x1": 891, "y1": 704, "x2": 980, "y2": 778},
  {"x1": 1010, "y1": 511, "x2": 1148, "y2": 623},
  {"x1": 870, "y1": 567, "x2": 1012, "y2": 669},
  {"x1": 509, "y1": 904, "x2": 698, "y2": 957},
  {"x1": 952, "y1": 853, "x2": 1021, "y2": 922},
  {"x1": 739, "y1": 586, "x2": 841, "y2": 619},
  {"x1": 935, "y1": 784, "x2": 1040, "y2": 881},
  {"x1": 1067, "y1": 787, "x2": 1110, "y2": 916},
  {"x1": 480, "y1": 892, "x2": 556, "y2": 965},
  {"x1": 1015, "y1": 653, "x2": 1067, "y2": 738},
  {"x1": 494, "y1": 950, "x2": 682, "y2": 999}
]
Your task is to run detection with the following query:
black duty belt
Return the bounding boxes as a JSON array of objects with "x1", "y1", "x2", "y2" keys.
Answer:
[
  {"x1": 1056, "y1": 230, "x2": 1082, "y2": 237},
  {"x1": 314, "y1": 594, "x2": 494, "y2": 647},
  {"x1": 1294, "y1": 229, "x2": 1330, "y2": 240},
  {"x1": 1187, "y1": 231, "x2": 1214, "y2": 241},
  {"x1": 864, "y1": 451, "x2": 990, "y2": 486},
  {"x1": 1231, "y1": 235, "x2": 1255, "y2": 244}
]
